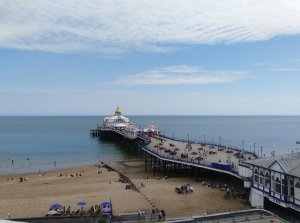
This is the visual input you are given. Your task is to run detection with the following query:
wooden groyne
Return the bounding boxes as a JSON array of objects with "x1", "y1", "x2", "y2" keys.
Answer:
[{"x1": 99, "y1": 162, "x2": 139, "y2": 192}]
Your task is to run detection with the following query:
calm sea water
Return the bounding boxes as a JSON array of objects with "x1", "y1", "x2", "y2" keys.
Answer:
[{"x1": 0, "y1": 116, "x2": 299, "y2": 174}]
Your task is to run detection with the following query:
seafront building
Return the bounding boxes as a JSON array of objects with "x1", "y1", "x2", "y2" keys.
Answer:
[{"x1": 239, "y1": 153, "x2": 300, "y2": 213}]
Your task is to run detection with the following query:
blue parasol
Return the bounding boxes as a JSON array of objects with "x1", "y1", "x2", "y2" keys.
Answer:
[
  {"x1": 100, "y1": 201, "x2": 110, "y2": 207},
  {"x1": 102, "y1": 207, "x2": 111, "y2": 213},
  {"x1": 77, "y1": 201, "x2": 87, "y2": 206},
  {"x1": 51, "y1": 203, "x2": 62, "y2": 209}
]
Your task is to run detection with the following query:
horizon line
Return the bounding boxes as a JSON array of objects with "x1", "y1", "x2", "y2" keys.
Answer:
[{"x1": 1, "y1": 114, "x2": 300, "y2": 117}]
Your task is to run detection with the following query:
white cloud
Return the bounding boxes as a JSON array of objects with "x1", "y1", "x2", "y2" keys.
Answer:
[
  {"x1": 269, "y1": 67, "x2": 300, "y2": 72},
  {"x1": 1, "y1": 0, "x2": 300, "y2": 53},
  {"x1": 109, "y1": 65, "x2": 247, "y2": 85}
]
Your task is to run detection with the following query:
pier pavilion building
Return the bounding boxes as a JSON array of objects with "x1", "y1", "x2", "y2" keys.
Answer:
[
  {"x1": 239, "y1": 152, "x2": 300, "y2": 213},
  {"x1": 102, "y1": 106, "x2": 130, "y2": 128}
]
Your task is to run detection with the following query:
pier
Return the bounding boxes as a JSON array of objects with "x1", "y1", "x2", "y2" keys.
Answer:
[
  {"x1": 90, "y1": 127, "x2": 150, "y2": 147},
  {"x1": 142, "y1": 135, "x2": 257, "y2": 179},
  {"x1": 90, "y1": 129, "x2": 101, "y2": 137},
  {"x1": 91, "y1": 125, "x2": 257, "y2": 180},
  {"x1": 90, "y1": 106, "x2": 258, "y2": 180}
]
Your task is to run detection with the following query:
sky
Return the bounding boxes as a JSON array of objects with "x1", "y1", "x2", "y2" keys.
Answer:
[{"x1": 1, "y1": 0, "x2": 300, "y2": 116}]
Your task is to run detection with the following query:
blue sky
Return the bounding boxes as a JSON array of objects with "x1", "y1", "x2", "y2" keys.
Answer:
[{"x1": 1, "y1": 0, "x2": 300, "y2": 115}]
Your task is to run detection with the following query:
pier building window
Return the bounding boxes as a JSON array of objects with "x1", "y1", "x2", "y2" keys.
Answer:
[
  {"x1": 254, "y1": 169, "x2": 258, "y2": 183},
  {"x1": 275, "y1": 177, "x2": 281, "y2": 194},
  {"x1": 265, "y1": 172, "x2": 270, "y2": 188},
  {"x1": 259, "y1": 170, "x2": 264, "y2": 185}
]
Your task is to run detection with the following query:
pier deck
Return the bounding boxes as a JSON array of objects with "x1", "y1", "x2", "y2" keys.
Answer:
[{"x1": 143, "y1": 135, "x2": 257, "y2": 178}]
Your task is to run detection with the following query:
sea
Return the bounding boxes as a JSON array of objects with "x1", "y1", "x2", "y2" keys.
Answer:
[{"x1": 0, "y1": 116, "x2": 299, "y2": 175}]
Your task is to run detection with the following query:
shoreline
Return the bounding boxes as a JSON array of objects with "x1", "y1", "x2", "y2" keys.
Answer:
[
  {"x1": 0, "y1": 161, "x2": 103, "y2": 177},
  {"x1": 0, "y1": 159, "x2": 250, "y2": 220}
]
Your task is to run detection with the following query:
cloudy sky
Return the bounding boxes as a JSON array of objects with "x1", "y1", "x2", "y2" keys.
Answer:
[{"x1": 1, "y1": 0, "x2": 300, "y2": 115}]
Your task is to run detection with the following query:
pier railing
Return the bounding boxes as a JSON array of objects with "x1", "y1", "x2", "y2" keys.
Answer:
[{"x1": 159, "y1": 134, "x2": 259, "y2": 159}]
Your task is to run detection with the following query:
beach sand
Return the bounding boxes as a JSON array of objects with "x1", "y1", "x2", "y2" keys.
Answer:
[{"x1": 0, "y1": 160, "x2": 249, "y2": 220}]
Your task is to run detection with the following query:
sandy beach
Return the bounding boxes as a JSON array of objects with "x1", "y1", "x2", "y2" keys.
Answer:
[{"x1": 0, "y1": 159, "x2": 249, "y2": 220}]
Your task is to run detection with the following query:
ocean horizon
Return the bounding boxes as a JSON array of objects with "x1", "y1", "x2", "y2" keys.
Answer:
[{"x1": 1, "y1": 115, "x2": 299, "y2": 175}]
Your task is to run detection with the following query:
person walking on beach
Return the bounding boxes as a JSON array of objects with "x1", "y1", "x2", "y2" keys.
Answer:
[
  {"x1": 137, "y1": 209, "x2": 141, "y2": 222},
  {"x1": 151, "y1": 209, "x2": 155, "y2": 220},
  {"x1": 161, "y1": 209, "x2": 166, "y2": 220},
  {"x1": 6, "y1": 213, "x2": 11, "y2": 220}
]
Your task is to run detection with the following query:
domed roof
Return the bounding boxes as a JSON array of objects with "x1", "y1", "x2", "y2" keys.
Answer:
[{"x1": 115, "y1": 106, "x2": 121, "y2": 114}]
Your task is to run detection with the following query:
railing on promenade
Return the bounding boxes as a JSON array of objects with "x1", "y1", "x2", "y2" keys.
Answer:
[{"x1": 175, "y1": 209, "x2": 275, "y2": 223}]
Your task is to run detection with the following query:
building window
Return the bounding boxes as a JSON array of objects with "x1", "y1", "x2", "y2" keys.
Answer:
[
  {"x1": 259, "y1": 170, "x2": 264, "y2": 185},
  {"x1": 254, "y1": 169, "x2": 258, "y2": 183},
  {"x1": 271, "y1": 174, "x2": 275, "y2": 191},
  {"x1": 281, "y1": 178, "x2": 285, "y2": 195},
  {"x1": 265, "y1": 172, "x2": 270, "y2": 188},
  {"x1": 289, "y1": 180, "x2": 294, "y2": 197},
  {"x1": 275, "y1": 177, "x2": 281, "y2": 194}
]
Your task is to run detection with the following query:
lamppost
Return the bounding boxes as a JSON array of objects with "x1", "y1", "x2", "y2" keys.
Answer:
[
  {"x1": 242, "y1": 140, "x2": 245, "y2": 153},
  {"x1": 271, "y1": 150, "x2": 275, "y2": 157},
  {"x1": 260, "y1": 146, "x2": 263, "y2": 158},
  {"x1": 219, "y1": 136, "x2": 221, "y2": 146},
  {"x1": 253, "y1": 142, "x2": 256, "y2": 156}
]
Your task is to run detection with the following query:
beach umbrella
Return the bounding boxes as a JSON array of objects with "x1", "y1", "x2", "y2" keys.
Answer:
[
  {"x1": 51, "y1": 203, "x2": 62, "y2": 209},
  {"x1": 77, "y1": 201, "x2": 87, "y2": 206},
  {"x1": 100, "y1": 201, "x2": 110, "y2": 207},
  {"x1": 102, "y1": 207, "x2": 111, "y2": 213}
]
